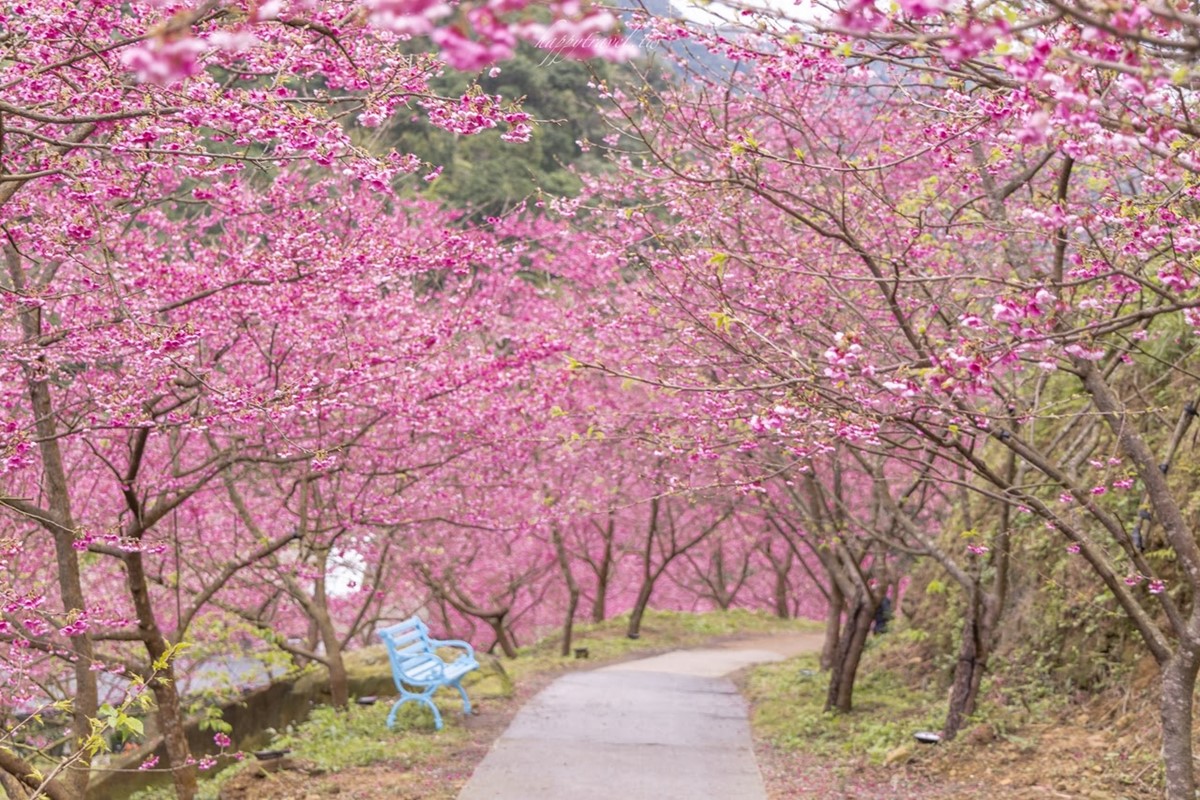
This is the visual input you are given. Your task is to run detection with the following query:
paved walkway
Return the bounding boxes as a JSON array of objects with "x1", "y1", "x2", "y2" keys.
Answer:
[{"x1": 457, "y1": 633, "x2": 822, "y2": 800}]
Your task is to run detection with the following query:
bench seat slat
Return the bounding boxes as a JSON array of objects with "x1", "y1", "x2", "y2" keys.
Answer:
[
  {"x1": 400, "y1": 659, "x2": 442, "y2": 680},
  {"x1": 444, "y1": 661, "x2": 477, "y2": 681}
]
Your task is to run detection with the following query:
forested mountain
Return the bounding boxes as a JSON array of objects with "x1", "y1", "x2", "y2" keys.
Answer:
[
  {"x1": 367, "y1": 46, "x2": 619, "y2": 218},
  {"x1": 366, "y1": 0, "x2": 728, "y2": 219}
]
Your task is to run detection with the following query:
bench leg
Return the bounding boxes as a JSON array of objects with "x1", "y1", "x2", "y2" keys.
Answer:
[
  {"x1": 453, "y1": 681, "x2": 472, "y2": 716},
  {"x1": 387, "y1": 691, "x2": 444, "y2": 731},
  {"x1": 424, "y1": 694, "x2": 444, "y2": 730},
  {"x1": 386, "y1": 697, "x2": 407, "y2": 730}
]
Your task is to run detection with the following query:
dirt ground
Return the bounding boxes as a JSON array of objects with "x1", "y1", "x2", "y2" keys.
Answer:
[
  {"x1": 752, "y1": 666, "x2": 1164, "y2": 800},
  {"x1": 916, "y1": 716, "x2": 1160, "y2": 800},
  {"x1": 755, "y1": 718, "x2": 1159, "y2": 800}
]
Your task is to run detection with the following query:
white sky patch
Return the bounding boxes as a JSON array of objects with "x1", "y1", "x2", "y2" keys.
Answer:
[
  {"x1": 673, "y1": 0, "x2": 826, "y2": 26},
  {"x1": 327, "y1": 549, "x2": 367, "y2": 597}
]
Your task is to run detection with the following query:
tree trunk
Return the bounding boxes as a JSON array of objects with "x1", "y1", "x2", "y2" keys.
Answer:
[
  {"x1": 0, "y1": 766, "x2": 32, "y2": 800},
  {"x1": 591, "y1": 516, "x2": 614, "y2": 623},
  {"x1": 55, "y1": 534, "x2": 98, "y2": 799},
  {"x1": 821, "y1": 579, "x2": 844, "y2": 671},
  {"x1": 825, "y1": 596, "x2": 875, "y2": 713},
  {"x1": 126, "y1": 550, "x2": 196, "y2": 800},
  {"x1": 314, "y1": 607, "x2": 349, "y2": 710},
  {"x1": 1161, "y1": 652, "x2": 1199, "y2": 800},
  {"x1": 891, "y1": 579, "x2": 905, "y2": 622},
  {"x1": 301, "y1": 615, "x2": 320, "y2": 667},
  {"x1": 944, "y1": 586, "x2": 987, "y2": 739},
  {"x1": 627, "y1": 579, "x2": 655, "y2": 639},
  {"x1": 488, "y1": 616, "x2": 518, "y2": 658},
  {"x1": 9, "y1": 246, "x2": 98, "y2": 796},
  {"x1": 326, "y1": 648, "x2": 349, "y2": 711},
  {"x1": 552, "y1": 526, "x2": 581, "y2": 657},
  {"x1": 945, "y1": 451, "x2": 1012, "y2": 740},
  {"x1": 628, "y1": 497, "x2": 662, "y2": 639},
  {"x1": 309, "y1": 549, "x2": 349, "y2": 711},
  {"x1": 151, "y1": 670, "x2": 198, "y2": 800},
  {"x1": 0, "y1": 772, "x2": 30, "y2": 800},
  {"x1": 591, "y1": 578, "x2": 609, "y2": 623},
  {"x1": 561, "y1": 588, "x2": 580, "y2": 657},
  {"x1": 0, "y1": 749, "x2": 70, "y2": 800},
  {"x1": 772, "y1": 549, "x2": 793, "y2": 619},
  {"x1": 711, "y1": 548, "x2": 731, "y2": 610}
]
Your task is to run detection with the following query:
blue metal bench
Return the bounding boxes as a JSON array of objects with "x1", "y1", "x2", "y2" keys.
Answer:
[{"x1": 376, "y1": 616, "x2": 479, "y2": 731}]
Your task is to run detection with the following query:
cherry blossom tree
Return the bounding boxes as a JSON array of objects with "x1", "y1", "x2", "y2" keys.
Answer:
[
  {"x1": 0, "y1": 1, "x2": 643, "y2": 794},
  {"x1": 581, "y1": 2, "x2": 1200, "y2": 794}
]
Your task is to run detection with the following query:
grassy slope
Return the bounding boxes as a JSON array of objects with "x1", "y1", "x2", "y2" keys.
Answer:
[{"x1": 743, "y1": 630, "x2": 1164, "y2": 799}]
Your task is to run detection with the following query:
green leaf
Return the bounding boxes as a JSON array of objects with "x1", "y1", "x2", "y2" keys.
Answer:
[
  {"x1": 708, "y1": 251, "x2": 728, "y2": 280},
  {"x1": 121, "y1": 716, "x2": 144, "y2": 737}
]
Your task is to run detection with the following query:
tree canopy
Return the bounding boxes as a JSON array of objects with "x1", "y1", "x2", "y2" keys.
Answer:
[{"x1": 3, "y1": 2, "x2": 1200, "y2": 799}]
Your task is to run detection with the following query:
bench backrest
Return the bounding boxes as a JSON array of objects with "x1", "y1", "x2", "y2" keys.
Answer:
[{"x1": 377, "y1": 616, "x2": 437, "y2": 678}]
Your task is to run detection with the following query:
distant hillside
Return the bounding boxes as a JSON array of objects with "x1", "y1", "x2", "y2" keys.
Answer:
[{"x1": 614, "y1": 0, "x2": 736, "y2": 79}]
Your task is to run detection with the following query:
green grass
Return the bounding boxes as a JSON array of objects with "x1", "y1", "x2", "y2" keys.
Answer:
[
  {"x1": 271, "y1": 700, "x2": 473, "y2": 770},
  {"x1": 126, "y1": 609, "x2": 815, "y2": 800},
  {"x1": 127, "y1": 701, "x2": 471, "y2": 800},
  {"x1": 745, "y1": 647, "x2": 945, "y2": 764}
]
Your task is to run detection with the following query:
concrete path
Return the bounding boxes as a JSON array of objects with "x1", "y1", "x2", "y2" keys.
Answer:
[{"x1": 457, "y1": 633, "x2": 822, "y2": 800}]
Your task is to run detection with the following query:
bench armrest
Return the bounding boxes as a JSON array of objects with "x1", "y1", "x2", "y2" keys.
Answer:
[{"x1": 431, "y1": 638, "x2": 476, "y2": 661}]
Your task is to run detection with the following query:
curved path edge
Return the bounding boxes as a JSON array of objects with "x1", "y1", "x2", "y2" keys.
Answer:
[{"x1": 456, "y1": 633, "x2": 822, "y2": 800}]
